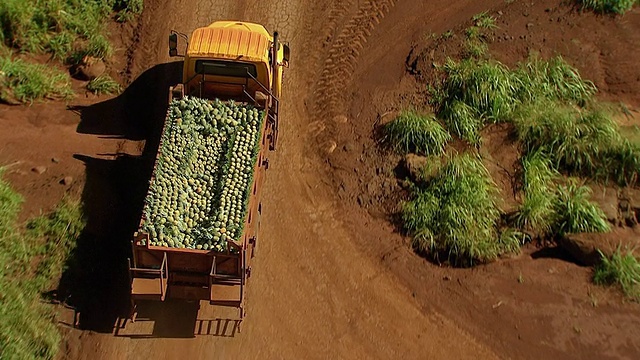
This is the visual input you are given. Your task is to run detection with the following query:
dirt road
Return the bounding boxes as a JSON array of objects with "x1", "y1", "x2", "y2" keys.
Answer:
[{"x1": 59, "y1": 0, "x2": 498, "y2": 359}]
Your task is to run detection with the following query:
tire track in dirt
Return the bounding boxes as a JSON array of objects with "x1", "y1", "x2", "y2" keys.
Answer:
[{"x1": 313, "y1": 0, "x2": 397, "y2": 119}]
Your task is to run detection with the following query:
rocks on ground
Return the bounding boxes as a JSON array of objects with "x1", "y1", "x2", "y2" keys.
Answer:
[{"x1": 72, "y1": 56, "x2": 106, "y2": 81}]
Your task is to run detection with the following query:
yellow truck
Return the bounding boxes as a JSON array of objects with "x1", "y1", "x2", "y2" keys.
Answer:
[{"x1": 128, "y1": 21, "x2": 289, "y2": 325}]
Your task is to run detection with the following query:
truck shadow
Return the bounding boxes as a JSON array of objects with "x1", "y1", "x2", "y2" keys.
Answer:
[
  {"x1": 112, "y1": 300, "x2": 242, "y2": 338},
  {"x1": 69, "y1": 61, "x2": 182, "y2": 141},
  {"x1": 56, "y1": 62, "x2": 185, "y2": 333}
]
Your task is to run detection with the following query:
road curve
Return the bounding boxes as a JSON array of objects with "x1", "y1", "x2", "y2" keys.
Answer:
[{"x1": 64, "y1": 1, "x2": 498, "y2": 359}]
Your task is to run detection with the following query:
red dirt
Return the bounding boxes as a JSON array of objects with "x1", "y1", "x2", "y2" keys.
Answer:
[{"x1": 1, "y1": 0, "x2": 639, "y2": 359}]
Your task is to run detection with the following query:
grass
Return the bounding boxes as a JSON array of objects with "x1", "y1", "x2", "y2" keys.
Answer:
[
  {"x1": 515, "y1": 55, "x2": 596, "y2": 105},
  {"x1": 436, "y1": 58, "x2": 520, "y2": 143},
  {"x1": 434, "y1": 56, "x2": 598, "y2": 144},
  {"x1": 578, "y1": 0, "x2": 639, "y2": 14},
  {"x1": 552, "y1": 180, "x2": 610, "y2": 235},
  {"x1": 514, "y1": 101, "x2": 640, "y2": 185},
  {"x1": 514, "y1": 154, "x2": 610, "y2": 237},
  {"x1": 431, "y1": 54, "x2": 640, "y2": 185},
  {"x1": 402, "y1": 154, "x2": 520, "y2": 265},
  {"x1": 114, "y1": 0, "x2": 144, "y2": 22},
  {"x1": 87, "y1": 74, "x2": 121, "y2": 95},
  {"x1": 461, "y1": 12, "x2": 497, "y2": 59},
  {"x1": 0, "y1": 1, "x2": 142, "y2": 103},
  {"x1": 472, "y1": 12, "x2": 498, "y2": 30},
  {"x1": 383, "y1": 110, "x2": 451, "y2": 156},
  {"x1": 594, "y1": 248, "x2": 640, "y2": 301},
  {"x1": 0, "y1": 0, "x2": 143, "y2": 60},
  {"x1": 0, "y1": 56, "x2": 73, "y2": 103},
  {"x1": 514, "y1": 151, "x2": 558, "y2": 235},
  {"x1": 0, "y1": 168, "x2": 85, "y2": 359}
]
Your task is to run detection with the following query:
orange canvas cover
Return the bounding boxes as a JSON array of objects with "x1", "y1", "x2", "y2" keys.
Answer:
[{"x1": 187, "y1": 22, "x2": 271, "y2": 63}]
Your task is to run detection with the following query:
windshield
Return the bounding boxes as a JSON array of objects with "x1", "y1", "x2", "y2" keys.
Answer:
[{"x1": 195, "y1": 60, "x2": 257, "y2": 78}]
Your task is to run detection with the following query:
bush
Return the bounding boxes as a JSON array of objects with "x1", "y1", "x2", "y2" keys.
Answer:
[
  {"x1": 594, "y1": 248, "x2": 640, "y2": 301},
  {"x1": 403, "y1": 154, "x2": 519, "y2": 265},
  {"x1": 0, "y1": 0, "x2": 142, "y2": 62},
  {"x1": 516, "y1": 55, "x2": 596, "y2": 105},
  {"x1": 433, "y1": 56, "x2": 599, "y2": 146},
  {"x1": 0, "y1": 168, "x2": 85, "y2": 359},
  {"x1": 87, "y1": 75, "x2": 121, "y2": 95},
  {"x1": 514, "y1": 151, "x2": 558, "y2": 234},
  {"x1": 383, "y1": 110, "x2": 451, "y2": 156},
  {"x1": 578, "y1": 0, "x2": 639, "y2": 14},
  {"x1": 514, "y1": 101, "x2": 640, "y2": 184},
  {"x1": 114, "y1": 0, "x2": 144, "y2": 22},
  {"x1": 0, "y1": 56, "x2": 73, "y2": 103},
  {"x1": 552, "y1": 180, "x2": 610, "y2": 236}
]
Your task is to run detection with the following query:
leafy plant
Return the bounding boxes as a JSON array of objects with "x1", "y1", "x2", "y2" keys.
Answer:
[
  {"x1": 514, "y1": 151, "x2": 558, "y2": 234},
  {"x1": 383, "y1": 110, "x2": 451, "y2": 156},
  {"x1": 472, "y1": 11, "x2": 498, "y2": 29},
  {"x1": 594, "y1": 248, "x2": 640, "y2": 301},
  {"x1": 0, "y1": 56, "x2": 73, "y2": 103},
  {"x1": 87, "y1": 75, "x2": 121, "y2": 95},
  {"x1": 578, "y1": 0, "x2": 639, "y2": 14},
  {"x1": 0, "y1": 168, "x2": 85, "y2": 360},
  {"x1": 403, "y1": 154, "x2": 519, "y2": 265},
  {"x1": 514, "y1": 101, "x2": 640, "y2": 184},
  {"x1": 0, "y1": 0, "x2": 142, "y2": 63},
  {"x1": 552, "y1": 180, "x2": 610, "y2": 236}
]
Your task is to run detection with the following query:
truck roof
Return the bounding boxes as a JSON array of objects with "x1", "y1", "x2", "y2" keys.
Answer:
[{"x1": 187, "y1": 21, "x2": 271, "y2": 64}]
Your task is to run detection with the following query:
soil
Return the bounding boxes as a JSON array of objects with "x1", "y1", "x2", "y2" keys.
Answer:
[{"x1": 1, "y1": 0, "x2": 639, "y2": 359}]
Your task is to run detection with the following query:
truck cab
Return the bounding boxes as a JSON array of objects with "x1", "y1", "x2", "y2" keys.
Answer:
[{"x1": 172, "y1": 21, "x2": 289, "y2": 101}]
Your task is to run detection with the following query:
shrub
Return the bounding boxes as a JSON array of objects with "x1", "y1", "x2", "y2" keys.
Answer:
[
  {"x1": 403, "y1": 154, "x2": 519, "y2": 265},
  {"x1": 0, "y1": 56, "x2": 73, "y2": 103},
  {"x1": 594, "y1": 248, "x2": 640, "y2": 301},
  {"x1": 513, "y1": 101, "x2": 640, "y2": 184},
  {"x1": 0, "y1": 168, "x2": 85, "y2": 359},
  {"x1": 0, "y1": 0, "x2": 142, "y2": 62},
  {"x1": 578, "y1": 0, "x2": 639, "y2": 14},
  {"x1": 87, "y1": 75, "x2": 121, "y2": 95},
  {"x1": 552, "y1": 180, "x2": 610, "y2": 236},
  {"x1": 383, "y1": 110, "x2": 451, "y2": 156},
  {"x1": 514, "y1": 151, "x2": 558, "y2": 234}
]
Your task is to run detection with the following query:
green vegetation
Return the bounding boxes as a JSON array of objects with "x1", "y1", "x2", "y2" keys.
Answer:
[
  {"x1": 386, "y1": 12, "x2": 635, "y2": 266},
  {"x1": 463, "y1": 12, "x2": 497, "y2": 59},
  {"x1": 383, "y1": 110, "x2": 451, "y2": 156},
  {"x1": 594, "y1": 248, "x2": 640, "y2": 301},
  {"x1": 514, "y1": 102, "x2": 639, "y2": 184},
  {"x1": 0, "y1": 56, "x2": 73, "y2": 103},
  {"x1": 430, "y1": 53, "x2": 640, "y2": 185},
  {"x1": 0, "y1": 0, "x2": 142, "y2": 61},
  {"x1": 114, "y1": 0, "x2": 144, "y2": 22},
  {"x1": 402, "y1": 154, "x2": 519, "y2": 265},
  {"x1": 514, "y1": 151, "x2": 558, "y2": 235},
  {"x1": 552, "y1": 181, "x2": 610, "y2": 235},
  {"x1": 436, "y1": 58, "x2": 517, "y2": 144},
  {"x1": 87, "y1": 74, "x2": 121, "y2": 95},
  {"x1": 578, "y1": 0, "x2": 639, "y2": 14},
  {"x1": 0, "y1": 168, "x2": 85, "y2": 359},
  {"x1": 433, "y1": 56, "x2": 597, "y2": 145},
  {"x1": 0, "y1": 0, "x2": 143, "y2": 103}
]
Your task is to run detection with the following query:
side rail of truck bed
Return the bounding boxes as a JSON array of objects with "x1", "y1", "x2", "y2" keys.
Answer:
[{"x1": 127, "y1": 83, "x2": 273, "y2": 325}]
